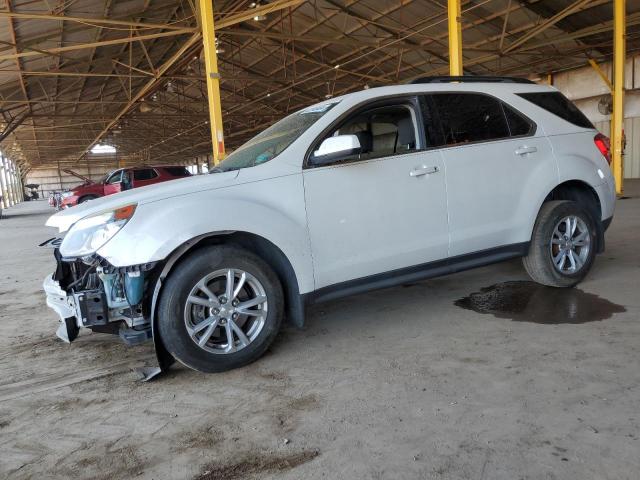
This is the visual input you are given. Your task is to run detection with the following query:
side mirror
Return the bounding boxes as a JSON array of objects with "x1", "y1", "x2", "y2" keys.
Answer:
[{"x1": 311, "y1": 134, "x2": 362, "y2": 165}]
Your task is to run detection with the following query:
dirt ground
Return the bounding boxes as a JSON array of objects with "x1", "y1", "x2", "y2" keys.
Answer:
[{"x1": 1, "y1": 183, "x2": 639, "y2": 480}]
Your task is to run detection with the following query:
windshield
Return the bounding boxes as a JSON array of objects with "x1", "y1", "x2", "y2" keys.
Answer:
[{"x1": 211, "y1": 101, "x2": 338, "y2": 173}]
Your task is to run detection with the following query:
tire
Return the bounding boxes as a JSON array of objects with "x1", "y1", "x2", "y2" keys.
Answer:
[
  {"x1": 523, "y1": 200, "x2": 597, "y2": 288},
  {"x1": 157, "y1": 245, "x2": 284, "y2": 373},
  {"x1": 78, "y1": 195, "x2": 97, "y2": 204}
]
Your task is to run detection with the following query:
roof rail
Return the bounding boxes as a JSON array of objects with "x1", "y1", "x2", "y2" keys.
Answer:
[{"x1": 409, "y1": 75, "x2": 535, "y2": 84}]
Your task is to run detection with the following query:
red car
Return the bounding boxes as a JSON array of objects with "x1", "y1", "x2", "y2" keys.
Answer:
[{"x1": 60, "y1": 165, "x2": 191, "y2": 208}]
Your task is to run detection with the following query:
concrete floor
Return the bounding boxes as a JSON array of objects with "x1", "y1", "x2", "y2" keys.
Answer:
[{"x1": 1, "y1": 182, "x2": 639, "y2": 480}]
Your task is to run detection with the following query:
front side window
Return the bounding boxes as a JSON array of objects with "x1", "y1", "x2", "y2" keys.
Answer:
[
  {"x1": 105, "y1": 170, "x2": 122, "y2": 184},
  {"x1": 212, "y1": 101, "x2": 338, "y2": 173},
  {"x1": 318, "y1": 103, "x2": 420, "y2": 162},
  {"x1": 133, "y1": 168, "x2": 158, "y2": 181},
  {"x1": 431, "y1": 93, "x2": 510, "y2": 145}
]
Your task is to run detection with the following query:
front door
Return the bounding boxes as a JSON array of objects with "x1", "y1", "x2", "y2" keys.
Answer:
[
  {"x1": 303, "y1": 98, "x2": 449, "y2": 289},
  {"x1": 103, "y1": 169, "x2": 123, "y2": 195}
]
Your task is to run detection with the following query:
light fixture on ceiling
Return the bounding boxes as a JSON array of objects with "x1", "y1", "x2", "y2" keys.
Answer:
[
  {"x1": 166, "y1": 81, "x2": 176, "y2": 93},
  {"x1": 251, "y1": 1, "x2": 267, "y2": 21},
  {"x1": 91, "y1": 144, "x2": 117, "y2": 154}
]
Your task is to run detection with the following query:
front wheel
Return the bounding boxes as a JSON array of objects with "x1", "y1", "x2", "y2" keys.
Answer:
[
  {"x1": 157, "y1": 245, "x2": 284, "y2": 373},
  {"x1": 523, "y1": 200, "x2": 597, "y2": 287}
]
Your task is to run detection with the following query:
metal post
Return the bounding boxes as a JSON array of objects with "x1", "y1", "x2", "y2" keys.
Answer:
[
  {"x1": 612, "y1": 0, "x2": 625, "y2": 195},
  {"x1": 199, "y1": 0, "x2": 226, "y2": 164},
  {"x1": 5, "y1": 158, "x2": 15, "y2": 206},
  {"x1": 588, "y1": 58, "x2": 613, "y2": 92},
  {"x1": 0, "y1": 155, "x2": 8, "y2": 209},
  {"x1": 447, "y1": 0, "x2": 463, "y2": 76},
  {"x1": 10, "y1": 160, "x2": 19, "y2": 204},
  {"x1": 16, "y1": 164, "x2": 24, "y2": 202}
]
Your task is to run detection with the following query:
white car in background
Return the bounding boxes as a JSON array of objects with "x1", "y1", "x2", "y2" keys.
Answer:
[{"x1": 43, "y1": 76, "x2": 615, "y2": 377}]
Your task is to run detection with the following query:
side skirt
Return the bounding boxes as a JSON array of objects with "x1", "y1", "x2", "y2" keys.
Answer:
[{"x1": 305, "y1": 242, "x2": 530, "y2": 305}]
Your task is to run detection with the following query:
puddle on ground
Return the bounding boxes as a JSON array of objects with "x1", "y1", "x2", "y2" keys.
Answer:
[{"x1": 455, "y1": 281, "x2": 626, "y2": 324}]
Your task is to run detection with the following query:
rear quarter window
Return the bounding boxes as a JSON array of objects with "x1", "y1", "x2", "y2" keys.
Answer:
[
  {"x1": 517, "y1": 91, "x2": 593, "y2": 129},
  {"x1": 163, "y1": 166, "x2": 191, "y2": 177},
  {"x1": 133, "y1": 168, "x2": 158, "y2": 181}
]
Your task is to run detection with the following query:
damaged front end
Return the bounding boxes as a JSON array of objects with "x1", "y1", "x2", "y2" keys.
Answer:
[{"x1": 44, "y1": 247, "x2": 157, "y2": 346}]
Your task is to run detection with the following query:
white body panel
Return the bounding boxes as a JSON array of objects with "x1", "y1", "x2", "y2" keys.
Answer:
[
  {"x1": 45, "y1": 82, "x2": 616, "y2": 296},
  {"x1": 303, "y1": 150, "x2": 448, "y2": 288},
  {"x1": 443, "y1": 134, "x2": 557, "y2": 256}
]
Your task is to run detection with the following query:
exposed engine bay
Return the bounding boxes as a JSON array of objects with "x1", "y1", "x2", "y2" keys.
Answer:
[{"x1": 44, "y1": 246, "x2": 157, "y2": 346}]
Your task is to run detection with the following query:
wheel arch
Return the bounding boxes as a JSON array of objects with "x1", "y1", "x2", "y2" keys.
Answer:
[
  {"x1": 143, "y1": 230, "x2": 306, "y2": 378},
  {"x1": 536, "y1": 179, "x2": 605, "y2": 253},
  {"x1": 149, "y1": 230, "x2": 305, "y2": 329}
]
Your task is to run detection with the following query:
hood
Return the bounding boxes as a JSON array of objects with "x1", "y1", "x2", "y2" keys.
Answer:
[
  {"x1": 63, "y1": 169, "x2": 94, "y2": 184},
  {"x1": 47, "y1": 170, "x2": 240, "y2": 232}
]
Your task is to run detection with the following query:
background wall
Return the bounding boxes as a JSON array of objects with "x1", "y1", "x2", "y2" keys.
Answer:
[{"x1": 550, "y1": 54, "x2": 640, "y2": 178}]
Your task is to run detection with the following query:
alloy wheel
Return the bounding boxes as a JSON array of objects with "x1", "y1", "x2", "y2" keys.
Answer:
[
  {"x1": 549, "y1": 215, "x2": 591, "y2": 274},
  {"x1": 184, "y1": 268, "x2": 268, "y2": 354}
]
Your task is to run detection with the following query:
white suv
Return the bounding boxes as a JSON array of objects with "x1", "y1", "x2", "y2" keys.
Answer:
[{"x1": 43, "y1": 76, "x2": 616, "y2": 376}]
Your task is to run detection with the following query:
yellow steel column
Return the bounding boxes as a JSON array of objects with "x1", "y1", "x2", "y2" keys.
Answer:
[
  {"x1": 447, "y1": 0, "x2": 463, "y2": 76},
  {"x1": 199, "y1": 0, "x2": 225, "y2": 164},
  {"x1": 612, "y1": 0, "x2": 625, "y2": 195}
]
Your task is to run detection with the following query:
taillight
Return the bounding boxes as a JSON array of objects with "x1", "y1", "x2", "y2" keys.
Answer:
[{"x1": 594, "y1": 133, "x2": 611, "y2": 164}]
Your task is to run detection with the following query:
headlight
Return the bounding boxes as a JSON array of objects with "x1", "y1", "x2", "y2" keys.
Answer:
[
  {"x1": 61, "y1": 192, "x2": 73, "y2": 198},
  {"x1": 60, "y1": 204, "x2": 136, "y2": 257}
]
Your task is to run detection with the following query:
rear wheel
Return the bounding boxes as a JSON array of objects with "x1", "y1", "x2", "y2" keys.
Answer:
[
  {"x1": 523, "y1": 200, "x2": 597, "y2": 287},
  {"x1": 157, "y1": 245, "x2": 284, "y2": 373}
]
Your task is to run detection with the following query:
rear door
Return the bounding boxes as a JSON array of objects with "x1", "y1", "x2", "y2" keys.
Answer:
[
  {"x1": 302, "y1": 96, "x2": 449, "y2": 289},
  {"x1": 427, "y1": 92, "x2": 556, "y2": 256}
]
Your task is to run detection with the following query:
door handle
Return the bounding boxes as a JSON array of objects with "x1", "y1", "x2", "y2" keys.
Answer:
[
  {"x1": 410, "y1": 165, "x2": 439, "y2": 177},
  {"x1": 515, "y1": 146, "x2": 537, "y2": 156}
]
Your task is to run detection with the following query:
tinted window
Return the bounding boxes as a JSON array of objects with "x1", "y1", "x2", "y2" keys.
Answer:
[
  {"x1": 503, "y1": 104, "x2": 534, "y2": 136},
  {"x1": 419, "y1": 95, "x2": 444, "y2": 147},
  {"x1": 321, "y1": 103, "x2": 419, "y2": 161},
  {"x1": 133, "y1": 168, "x2": 158, "y2": 181},
  {"x1": 517, "y1": 92, "x2": 593, "y2": 129},
  {"x1": 163, "y1": 166, "x2": 191, "y2": 177},
  {"x1": 432, "y1": 93, "x2": 510, "y2": 145}
]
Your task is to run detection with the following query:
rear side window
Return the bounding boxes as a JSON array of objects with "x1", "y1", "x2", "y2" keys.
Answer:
[
  {"x1": 503, "y1": 104, "x2": 534, "y2": 136},
  {"x1": 133, "y1": 168, "x2": 158, "y2": 181},
  {"x1": 431, "y1": 93, "x2": 510, "y2": 145},
  {"x1": 163, "y1": 166, "x2": 191, "y2": 177},
  {"x1": 517, "y1": 92, "x2": 593, "y2": 129}
]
